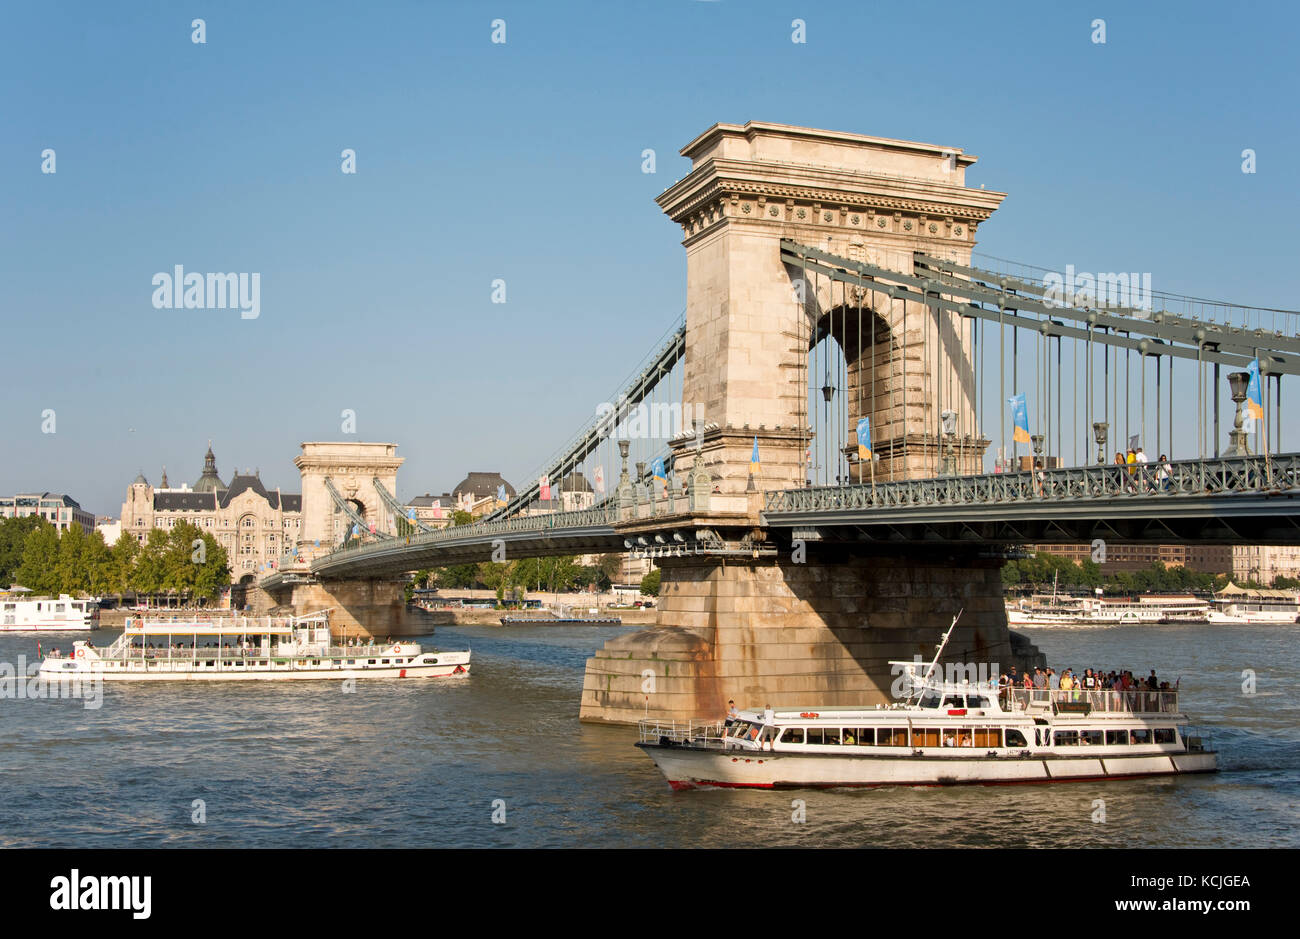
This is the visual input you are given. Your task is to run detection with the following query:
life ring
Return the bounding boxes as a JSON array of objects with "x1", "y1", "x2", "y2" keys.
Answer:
[
  {"x1": 75, "y1": 649, "x2": 85, "y2": 659},
  {"x1": 800, "y1": 711, "x2": 818, "y2": 719},
  {"x1": 391, "y1": 645, "x2": 401, "y2": 654}
]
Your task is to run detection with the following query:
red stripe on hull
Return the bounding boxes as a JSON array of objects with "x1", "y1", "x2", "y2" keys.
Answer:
[{"x1": 664, "y1": 769, "x2": 1214, "y2": 791}]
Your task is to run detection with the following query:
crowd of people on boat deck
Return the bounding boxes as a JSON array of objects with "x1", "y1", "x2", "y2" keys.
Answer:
[{"x1": 998, "y1": 664, "x2": 1178, "y2": 711}]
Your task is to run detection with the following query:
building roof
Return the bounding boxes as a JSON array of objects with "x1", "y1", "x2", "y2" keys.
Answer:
[
  {"x1": 155, "y1": 492, "x2": 217, "y2": 511},
  {"x1": 407, "y1": 492, "x2": 454, "y2": 507},
  {"x1": 451, "y1": 472, "x2": 515, "y2": 501},
  {"x1": 193, "y1": 444, "x2": 226, "y2": 492}
]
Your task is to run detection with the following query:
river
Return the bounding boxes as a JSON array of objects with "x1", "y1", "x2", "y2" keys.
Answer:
[{"x1": 0, "y1": 623, "x2": 1294, "y2": 848}]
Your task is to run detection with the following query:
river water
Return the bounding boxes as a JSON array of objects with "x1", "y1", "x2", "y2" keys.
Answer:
[{"x1": 0, "y1": 623, "x2": 1295, "y2": 848}]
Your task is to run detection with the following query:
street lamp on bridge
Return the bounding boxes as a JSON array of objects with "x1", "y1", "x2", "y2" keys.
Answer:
[
  {"x1": 1222, "y1": 371, "x2": 1253, "y2": 458},
  {"x1": 941, "y1": 409, "x2": 957, "y2": 476},
  {"x1": 1093, "y1": 422, "x2": 1109, "y2": 465}
]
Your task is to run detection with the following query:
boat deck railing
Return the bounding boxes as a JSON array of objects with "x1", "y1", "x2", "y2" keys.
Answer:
[
  {"x1": 53, "y1": 643, "x2": 419, "y2": 663},
  {"x1": 1002, "y1": 687, "x2": 1179, "y2": 714},
  {"x1": 638, "y1": 718, "x2": 727, "y2": 746}
]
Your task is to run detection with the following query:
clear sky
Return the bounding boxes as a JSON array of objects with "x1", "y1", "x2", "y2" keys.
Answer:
[{"x1": 3, "y1": 0, "x2": 1298, "y2": 515}]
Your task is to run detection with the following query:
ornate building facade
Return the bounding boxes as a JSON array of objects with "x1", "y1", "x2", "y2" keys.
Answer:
[{"x1": 119, "y1": 445, "x2": 303, "y2": 582}]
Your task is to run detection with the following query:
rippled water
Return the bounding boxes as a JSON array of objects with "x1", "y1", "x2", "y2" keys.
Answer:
[{"x1": 0, "y1": 623, "x2": 1295, "y2": 848}]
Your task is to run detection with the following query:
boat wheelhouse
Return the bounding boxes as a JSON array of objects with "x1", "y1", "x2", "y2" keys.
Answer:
[
  {"x1": 0, "y1": 591, "x2": 99, "y2": 632},
  {"x1": 38, "y1": 609, "x2": 470, "y2": 682},
  {"x1": 637, "y1": 612, "x2": 1217, "y2": 789}
]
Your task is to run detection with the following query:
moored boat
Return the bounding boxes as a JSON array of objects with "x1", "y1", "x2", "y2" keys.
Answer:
[
  {"x1": 0, "y1": 591, "x2": 99, "y2": 632},
  {"x1": 38, "y1": 609, "x2": 470, "y2": 682},
  {"x1": 637, "y1": 612, "x2": 1216, "y2": 790}
]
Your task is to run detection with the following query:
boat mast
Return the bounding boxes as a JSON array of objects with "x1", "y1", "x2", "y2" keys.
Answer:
[{"x1": 918, "y1": 608, "x2": 964, "y2": 691}]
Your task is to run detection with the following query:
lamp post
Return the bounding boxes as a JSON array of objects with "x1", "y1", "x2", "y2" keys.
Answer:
[
  {"x1": 1223, "y1": 372, "x2": 1252, "y2": 457},
  {"x1": 1031, "y1": 434, "x2": 1045, "y2": 468},
  {"x1": 941, "y1": 409, "x2": 957, "y2": 476},
  {"x1": 1093, "y1": 422, "x2": 1109, "y2": 465}
]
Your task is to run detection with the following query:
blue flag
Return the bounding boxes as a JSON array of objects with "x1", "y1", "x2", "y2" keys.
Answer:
[
  {"x1": 497, "y1": 484, "x2": 507, "y2": 501},
  {"x1": 1008, "y1": 393, "x2": 1031, "y2": 444},
  {"x1": 750, "y1": 437, "x2": 760, "y2": 474},
  {"x1": 855, "y1": 416, "x2": 871, "y2": 461},
  {"x1": 1246, "y1": 360, "x2": 1264, "y2": 421}
]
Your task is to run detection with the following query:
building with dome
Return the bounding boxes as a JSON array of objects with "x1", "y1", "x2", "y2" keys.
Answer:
[{"x1": 119, "y1": 444, "x2": 302, "y2": 583}]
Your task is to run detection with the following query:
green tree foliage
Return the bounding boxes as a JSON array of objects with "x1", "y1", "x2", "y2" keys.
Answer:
[
  {"x1": 2, "y1": 518, "x2": 228, "y2": 601},
  {"x1": 0, "y1": 515, "x2": 47, "y2": 585},
  {"x1": 15, "y1": 522, "x2": 60, "y2": 594},
  {"x1": 513, "y1": 556, "x2": 581, "y2": 595},
  {"x1": 640, "y1": 568, "x2": 661, "y2": 597},
  {"x1": 1003, "y1": 553, "x2": 1221, "y2": 594}
]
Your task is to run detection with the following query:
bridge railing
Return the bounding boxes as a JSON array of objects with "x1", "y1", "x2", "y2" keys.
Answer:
[
  {"x1": 320, "y1": 501, "x2": 622, "y2": 560},
  {"x1": 764, "y1": 453, "x2": 1298, "y2": 516}
]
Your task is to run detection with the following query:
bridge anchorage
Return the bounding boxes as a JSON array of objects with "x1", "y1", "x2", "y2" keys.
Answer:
[{"x1": 265, "y1": 122, "x2": 1300, "y2": 723}]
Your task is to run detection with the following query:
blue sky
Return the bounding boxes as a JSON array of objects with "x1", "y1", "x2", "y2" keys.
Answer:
[{"x1": 2, "y1": 1, "x2": 1297, "y2": 515}]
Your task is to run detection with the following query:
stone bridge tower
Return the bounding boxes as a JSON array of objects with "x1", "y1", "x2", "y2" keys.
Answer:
[
  {"x1": 580, "y1": 123, "x2": 1039, "y2": 724},
  {"x1": 656, "y1": 121, "x2": 1006, "y2": 486},
  {"x1": 295, "y1": 442, "x2": 403, "y2": 562}
]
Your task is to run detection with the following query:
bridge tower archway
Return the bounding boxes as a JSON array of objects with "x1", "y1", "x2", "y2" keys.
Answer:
[{"x1": 657, "y1": 121, "x2": 1004, "y2": 490}]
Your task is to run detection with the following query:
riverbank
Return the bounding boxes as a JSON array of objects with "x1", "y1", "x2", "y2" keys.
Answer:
[{"x1": 95, "y1": 606, "x2": 660, "y2": 629}]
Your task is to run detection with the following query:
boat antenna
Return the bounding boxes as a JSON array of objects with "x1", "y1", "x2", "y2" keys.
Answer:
[{"x1": 919, "y1": 608, "x2": 964, "y2": 690}]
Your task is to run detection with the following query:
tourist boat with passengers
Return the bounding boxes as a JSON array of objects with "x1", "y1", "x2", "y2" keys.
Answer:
[
  {"x1": 37, "y1": 608, "x2": 470, "y2": 682},
  {"x1": 0, "y1": 590, "x2": 99, "y2": 632},
  {"x1": 636, "y1": 612, "x2": 1217, "y2": 789}
]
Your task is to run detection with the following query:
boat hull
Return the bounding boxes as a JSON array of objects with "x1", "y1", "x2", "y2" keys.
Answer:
[{"x1": 638, "y1": 744, "x2": 1217, "y2": 790}]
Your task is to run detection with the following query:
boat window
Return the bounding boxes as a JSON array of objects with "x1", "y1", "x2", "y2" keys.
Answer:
[
  {"x1": 806, "y1": 728, "x2": 827, "y2": 745},
  {"x1": 368, "y1": 659, "x2": 376, "y2": 665},
  {"x1": 973, "y1": 728, "x2": 1002, "y2": 747},
  {"x1": 729, "y1": 721, "x2": 753, "y2": 739},
  {"x1": 1130, "y1": 728, "x2": 1151, "y2": 744},
  {"x1": 854, "y1": 728, "x2": 873, "y2": 746},
  {"x1": 55, "y1": 604, "x2": 65, "y2": 612},
  {"x1": 381, "y1": 659, "x2": 390, "y2": 665},
  {"x1": 913, "y1": 728, "x2": 940, "y2": 748},
  {"x1": 1053, "y1": 730, "x2": 1079, "y2": 746},
  {"x1": 919, "y1": 692, "x2": 942, "y2": 708},
  {"x1": 1004, "y1": 729, "x2": 1028, "y2": 748},
  {"x1": 879, "y1": 728, "x2": 908, "y2": 747},
  {"x1": 840, "y1": 728, "x2": 858, "y2": 745},
  {"x1": 1154, "y1": 728, "x2": 1176, "y2": 744},
  {"x1": 779, "y1": 727, "x2": 805, "y2": 744},
  {"x1": 941, "y1": 696, "x2": 964, "y2": 709},
  {"x1": 956, "y1": 728, "x2": 974, "y2": 747},
  {"x1": 967, "y1": 696, "x2": 990, "y2": 709},
  {"x1": 1080, "y1": 730, "x2": 1104, "y2": 746},
  {"x1": 1105, "y1": 730, "x2": 1128, "y2": 745},
  {"x1": 346, "y1": 659, "x2": 355, "y2": 666}
]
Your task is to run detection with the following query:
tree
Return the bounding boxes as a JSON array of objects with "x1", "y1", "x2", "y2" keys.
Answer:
[
  {"x1": 55, "y1": 523, "x2": 91, "y2": 595},
  {"x1": 476, "y1": 560, "x2": 517, "y2": 606},
  {"x1": 15, "y1": 522, "x2": 59, "y2": 594},
  {"x1": 0, "y1": 515, "x2": 46, "y2": 586},
  {"x1": 107, "y1": 533, "x2": 141, "y2": 596},
  {"x1": 640, "y1": 568, "x2": 661, "y2": 597}
]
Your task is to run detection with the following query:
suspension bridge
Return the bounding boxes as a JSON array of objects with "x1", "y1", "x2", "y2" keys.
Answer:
[{"x1": 259, "y1": 121, "x2": 1300, "y2": 723}]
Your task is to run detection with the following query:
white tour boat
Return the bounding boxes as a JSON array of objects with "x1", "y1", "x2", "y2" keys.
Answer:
[
  {"x1": 1006, "y1": 590, "x2": 1210, "y2": 626},
  {"x1": 637, "y1": 613, "x2": 1216, "y2": 790},
  {"x1": 0, "y1": 591, "x2": 99, "y2": 632},
  {"x1": 1205, "y1": 584, "x2": 1300, "y2": 625},
  {"x1": 38, "y1": 609, "x2": 470, "y2": 682}
]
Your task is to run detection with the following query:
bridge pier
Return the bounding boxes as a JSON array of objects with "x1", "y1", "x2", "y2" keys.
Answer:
[
  {"x1": 262, "y1": 578, "x2": 436, "y2": 639},
  {"x1": 579, "y1": 548, "x2": 1042, "y2": 724}
]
